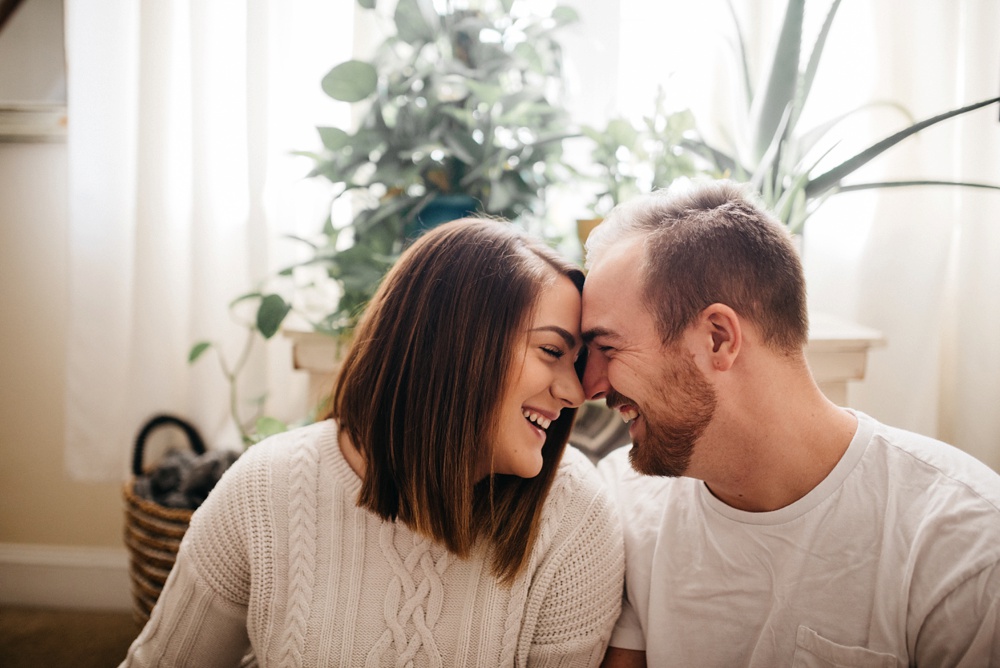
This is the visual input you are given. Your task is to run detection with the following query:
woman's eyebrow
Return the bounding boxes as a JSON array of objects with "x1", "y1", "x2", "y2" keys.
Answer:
[{"x1": 531, "y1": 325, "x2": 578, "y2": 348}]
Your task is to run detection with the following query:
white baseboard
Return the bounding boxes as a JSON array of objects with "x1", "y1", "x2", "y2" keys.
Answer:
[{"x1": 0, "y1": 542, "x2": 131, "y2": 611}]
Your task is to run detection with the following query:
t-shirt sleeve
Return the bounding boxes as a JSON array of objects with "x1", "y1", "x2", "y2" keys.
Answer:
[
  {"x1": 914, "y1": 559, "x2": 1000, "y2": 667},
  {"x1": 608, "y1": 590, "x2": 645, "y2": 650}
]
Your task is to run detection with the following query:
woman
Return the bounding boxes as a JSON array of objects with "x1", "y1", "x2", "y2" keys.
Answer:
[{"x1": 120, "y1": 219, "x2": 624, "y2": 667}]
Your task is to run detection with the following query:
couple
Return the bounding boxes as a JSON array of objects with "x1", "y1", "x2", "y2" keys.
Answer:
[{"x1": 121, "y1": 181, "x2": 1000, "y2": 667}]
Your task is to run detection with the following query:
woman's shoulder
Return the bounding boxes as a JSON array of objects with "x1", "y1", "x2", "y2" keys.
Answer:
[
  {"x1": 554, "y1": 445, "x2": 608, "y2": 496},
  {"x1": 543, "y1": 445, "x2": 619, "y2": 536},
  {"x1": 235, "y1": 420, "x2": 335, "y2": 467}
]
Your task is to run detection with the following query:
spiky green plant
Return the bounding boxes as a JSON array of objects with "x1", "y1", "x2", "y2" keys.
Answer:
[{"x1": 686, "y1": 0, "x2": 1000, "y2": 234}]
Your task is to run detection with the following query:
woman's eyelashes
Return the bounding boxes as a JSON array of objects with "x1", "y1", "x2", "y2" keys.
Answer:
[{"x1": 541, "y1": 345, "x2": 565, "y2": 359}]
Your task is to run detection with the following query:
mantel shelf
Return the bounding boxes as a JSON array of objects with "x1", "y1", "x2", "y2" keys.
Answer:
[{"x1": 285, "y1": 310, "x2": 885, "y2": 411}]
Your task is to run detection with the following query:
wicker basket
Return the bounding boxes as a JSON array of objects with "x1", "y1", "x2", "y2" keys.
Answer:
[{"x1": 122, "y1": 414, "x2": 206, "y2": 624}]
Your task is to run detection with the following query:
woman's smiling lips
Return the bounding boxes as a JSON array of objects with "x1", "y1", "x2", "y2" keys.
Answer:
[{"x1": 522, "y1": 407, "x2": 557, "y2": 439}]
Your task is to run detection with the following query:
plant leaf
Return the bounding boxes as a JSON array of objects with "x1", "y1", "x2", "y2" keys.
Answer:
[
  {"x1": 806, "y1": 96, "x2": 1000, "y2": 198},
  {"x1": 837, "y1": 179, "x2": 1000, "y2": 194},
  {"x1": 794, "y1": 100, "x2": 910, "y2": 159},
  {"x1": 551, "y1": 5, "x2": 580, "y2": 26},
  {"x1": 228, "y1": 291, "x2": 262, "y2": 308},
  {"x1": 749, "y1": 104, "x2": 793, "y2": 194},
  {"x1": 725, "y1": 0, "x2": 753, "y2": 111},
  {"x1": 188, "y1": 341, "x2": 211, "y2": 363},
  {"x1": 792, "y1": 0, "x2": 842, "y2": 131},
  {"x1": 749, "y1": 0, "x2": 804, "y2": 161},
  {"x1": 394, "y1": 0, "x2": 437, "y2": 44},
  {"x1": 321, "y1": 60, "x2": 377, "y2": 102},
  {"x1": 254, "y1": 416, "x2": 288, "y2": 439},
  {"x1": 318, "y1": 127, "x2": 351, "y2": 151},
  {"x1": 256, "y1": 294, "x2": 292, "y2": 339}
]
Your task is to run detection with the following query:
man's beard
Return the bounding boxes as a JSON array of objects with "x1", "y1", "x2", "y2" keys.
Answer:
[{"x1": 607, "y1": 350, "x2": 717, "y2": 477}]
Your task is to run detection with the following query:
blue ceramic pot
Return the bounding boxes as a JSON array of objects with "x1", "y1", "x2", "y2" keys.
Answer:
[{"x1": 414, "y1": 194, "x2": 481, "y2": 232}]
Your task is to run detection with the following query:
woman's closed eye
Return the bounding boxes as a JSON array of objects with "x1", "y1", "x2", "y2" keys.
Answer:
[{"x1": 541, "y1": 345, "x2": 565, "y2": 359}]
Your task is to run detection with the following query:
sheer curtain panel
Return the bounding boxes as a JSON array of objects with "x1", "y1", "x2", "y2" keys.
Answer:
[{"x1": 64, "y1": 0, "x2": 352, "y2": 480}]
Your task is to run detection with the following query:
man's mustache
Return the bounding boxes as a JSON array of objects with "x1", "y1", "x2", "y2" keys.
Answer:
[{"x1": 605, "y1": 389, "x2": 638, "y2": 411}]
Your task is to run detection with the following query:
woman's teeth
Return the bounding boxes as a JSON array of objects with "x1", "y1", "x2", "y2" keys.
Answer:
[
  {"x1": 522, "y1": 409, "x2": 552, "y2": 430},
  {"x1": 619, "y1": 407, "x2": 639, "y2": 423}
]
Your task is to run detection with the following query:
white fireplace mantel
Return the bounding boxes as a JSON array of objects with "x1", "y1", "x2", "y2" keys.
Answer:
[{"x1": 285, "y1": 311, "x2": 885, "y2": 411}]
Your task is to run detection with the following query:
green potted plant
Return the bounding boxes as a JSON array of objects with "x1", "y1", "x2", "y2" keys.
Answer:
[
  {"x1": 581, "y1": 87, "x2": 700, "y2": 218},
  {"x1": 684, "y1": 0, "x2": 1000, "y2": 234},
  {"x1": 190, "y1": 0, "x2": 582, "y2": 442},
  {"x1": 286, "y1": 0, "x2": 581, "y2": 334},
  {"x1": 576, "y1": 88, "x2": 702, "y2": 252}
]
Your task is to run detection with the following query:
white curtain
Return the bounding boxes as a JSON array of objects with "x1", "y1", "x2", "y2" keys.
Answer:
[
  {"x1": 64, "y1": 0, "x2": 353, "y2": 480},
  {"x1": 802, "y1": 1, "x2": 1000, "y2": 470}
]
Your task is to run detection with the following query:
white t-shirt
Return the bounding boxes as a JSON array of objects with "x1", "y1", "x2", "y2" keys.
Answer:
[{"x1": 598, "y1": 410, "x2": 1000, "y2": 667}]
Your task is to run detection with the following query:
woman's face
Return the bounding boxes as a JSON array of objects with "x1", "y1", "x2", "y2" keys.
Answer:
[{"x1": 485, "y1": 273, "x2": 586, "y2": 479}]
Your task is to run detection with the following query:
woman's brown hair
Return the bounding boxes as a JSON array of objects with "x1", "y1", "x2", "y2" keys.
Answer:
[{"x1": 325, "y1": 218, "x2": 584, "y2": 583}]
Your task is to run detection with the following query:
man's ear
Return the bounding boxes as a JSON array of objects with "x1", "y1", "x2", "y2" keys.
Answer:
[{"x1": 699, "y1": 303, "x2": 741, "y2": 371}]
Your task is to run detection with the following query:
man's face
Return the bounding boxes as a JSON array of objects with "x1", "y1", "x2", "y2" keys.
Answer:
[{"x1": 582, "y1": 238, "x2": 716, "y2": 477}]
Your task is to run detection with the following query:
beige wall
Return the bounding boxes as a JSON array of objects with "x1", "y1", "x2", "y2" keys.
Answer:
[{"x1": 0, "y1": 142, "x2": 123, "y2": 548}]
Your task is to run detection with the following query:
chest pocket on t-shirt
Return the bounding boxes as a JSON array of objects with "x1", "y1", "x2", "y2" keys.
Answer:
[{"x1": 792, "y1": 626, "x2": 897, "y2": 668}]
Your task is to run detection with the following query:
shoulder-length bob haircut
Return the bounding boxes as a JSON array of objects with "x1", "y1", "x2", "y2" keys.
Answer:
[{"x1": 325, "y1": 218, "x2": 584, "y2": 583}]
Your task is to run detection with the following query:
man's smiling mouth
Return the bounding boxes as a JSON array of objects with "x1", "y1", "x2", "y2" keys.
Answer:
[{"x1": 618, "y1": 406, "x2": 639, "y2": 424}]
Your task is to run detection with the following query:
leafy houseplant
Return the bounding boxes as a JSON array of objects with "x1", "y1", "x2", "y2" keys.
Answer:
[
  {"x1": 685, "y1": 0, "x2": 1000, "y2": 234},
  {"x1": 291, "y1": 0, "x2": 581, "y2": 334},
  {"x1": 189, "y1": 0, "x2": 581, "y2": 443},
  {"x1": 581, "y1": 88, "x2": 700, "y2": 217}
]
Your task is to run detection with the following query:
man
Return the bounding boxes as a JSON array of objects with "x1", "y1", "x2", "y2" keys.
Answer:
[{"x1": 584, "y1": 181, "x2": 1000, "y2": 667}]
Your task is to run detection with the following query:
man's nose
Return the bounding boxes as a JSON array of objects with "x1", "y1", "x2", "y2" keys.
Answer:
[{"x1": 582, "y1": 353, "x2": 610, "y2": 401}]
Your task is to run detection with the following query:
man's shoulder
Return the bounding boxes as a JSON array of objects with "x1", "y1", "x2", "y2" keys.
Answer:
[
  {"x1": 865, "y1": 414, "x2": 1000, "y2": 512},
  {"x1": 596, "y1": 446, "x2": 698, "y2": 521}
]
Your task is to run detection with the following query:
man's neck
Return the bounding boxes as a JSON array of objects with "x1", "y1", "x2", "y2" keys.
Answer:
[{"x1": 693, "y1": 379, "x2": 858, "y2": 513}]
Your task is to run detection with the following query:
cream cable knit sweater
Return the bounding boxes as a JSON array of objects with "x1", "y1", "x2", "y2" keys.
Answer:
[{"x1": 120, "y1": 420, "x2": 624, "y2": 667}]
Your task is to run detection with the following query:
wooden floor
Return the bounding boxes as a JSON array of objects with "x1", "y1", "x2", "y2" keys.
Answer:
[{"x1": 0, "y1": 605, "x2": 140, "y2": 668}]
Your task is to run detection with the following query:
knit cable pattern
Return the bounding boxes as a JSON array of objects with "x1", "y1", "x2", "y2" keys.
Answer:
[
  {"x1": 498, "y1": 458, "x2": 574, "y2": 667},
  {"x1": 367, "y1": 524, "x2": 454, "y2": 667},
  {"x1": 277, "y1": 433, "x2": 319, "y2": 667}
]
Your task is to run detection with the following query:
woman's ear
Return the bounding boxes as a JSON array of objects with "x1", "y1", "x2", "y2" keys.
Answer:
[{"x1": 700, "y1": 303, "x2": 741, "y2": 371}]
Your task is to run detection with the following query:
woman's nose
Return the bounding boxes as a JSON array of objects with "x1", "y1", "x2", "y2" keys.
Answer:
[{"x1": 554, "y1": 366, "x2": 585, "y2": 408}]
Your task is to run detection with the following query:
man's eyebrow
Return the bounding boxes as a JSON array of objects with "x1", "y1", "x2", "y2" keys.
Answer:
[
  {"x1": 582, "y1": 327, "x2": 617, "y2": 344},
  {"x1": 531, "y1": 325, "x2": 578, "y2": 348}
]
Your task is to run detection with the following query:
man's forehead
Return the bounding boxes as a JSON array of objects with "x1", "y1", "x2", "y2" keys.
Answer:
[
  {"x1": 582, "y1": 237, "x2": 646, "y2": 326},
  {"x1": 585, "y1": 237, "x2": 644, "y2": 292}
]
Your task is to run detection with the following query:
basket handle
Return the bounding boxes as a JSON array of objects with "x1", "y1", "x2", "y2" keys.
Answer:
[{"x1": 133, "y1": 414, "x2": 207, "y2": 476}]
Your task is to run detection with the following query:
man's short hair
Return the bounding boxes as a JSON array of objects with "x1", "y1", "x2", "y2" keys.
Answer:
[
  {"x1": 327, "y1": 218, "x2": 584, "y2": 583},
  {"x1": 586, "y1": 180, "x2": 808, "y2": 353}
]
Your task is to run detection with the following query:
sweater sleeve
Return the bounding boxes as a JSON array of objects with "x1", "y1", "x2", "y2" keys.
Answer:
[
  {"x1": 119, "y1": 444, "x2": 262, "y2": 667},
  {"x1": 526, "y1": 451, "x2": 626, "y2": 668},
  {"x1": 118, "y1": 551, "x2": 252, "y2": 667}
]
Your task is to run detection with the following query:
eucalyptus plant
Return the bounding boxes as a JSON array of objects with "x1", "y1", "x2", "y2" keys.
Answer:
[
  {"x1": 686, "y1": 0, "x2": 1000, "y2": 234},
  {"x1": 189, "y1": 0, "x2": 581, "y2": 441},
  {"x1": 582, "y1": 88, "x2": 700, "y2": 216},
  {"x1": 290, "y1": 0, "x2": 580, "y2": 333}
]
